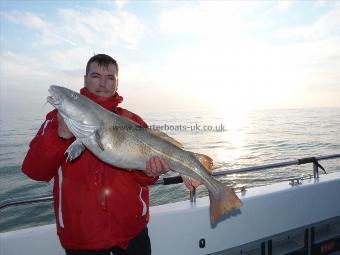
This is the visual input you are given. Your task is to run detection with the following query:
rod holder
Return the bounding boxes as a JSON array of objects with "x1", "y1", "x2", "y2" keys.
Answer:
[
  {"x1": 190, "y1": 187, "x2": 196, "y2": 203},
  {"x1": 313, "y1": 162, "x2": 319, "y2": 179}
]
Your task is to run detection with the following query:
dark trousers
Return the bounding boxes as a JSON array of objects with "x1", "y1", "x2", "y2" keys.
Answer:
[{"x1": 65, "y1": 227, "x2": 151, "y2": 255}]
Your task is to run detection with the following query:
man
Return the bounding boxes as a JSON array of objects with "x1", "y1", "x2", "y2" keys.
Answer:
[{"x1": 22, "y1": 54, "x2": 196, "y2": 255}]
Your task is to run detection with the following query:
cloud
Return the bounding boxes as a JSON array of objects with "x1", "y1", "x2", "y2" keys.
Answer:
[
  {"x1": 274, "y1": 0, "x2": 294, "y2": 12},
  {"x1": 0, "y1": 50, "x2": 84, "y2": 93},
  {"x1": 1, "y1": 11, "x2": 77, "y2": 46},
  {"x1": 158, "y1": 1, "x2": 340, "y2": 109},
  {"x1": 313, "y1": 0, "x2": 332, "y2": 8},
  {"x1": 96, "y1": 0, "x2": 129, "y2": 10},
  {"x1": 0, "y1": 51, "x2": 48, "y2": 80},
  {"x1": 160, "y1": 1, "x2": 263, "y2": 38},
  {"x1": 276, "y1": 5, "x2": 340, "y2": 41},
  {"x1": 2, "y1": 11, "x2": 46, "y2": 29},
  {"x1": 1, "y1": 1, "x2": 339, "y2": 112},
  {"x1": 58, "y1": 8, "x2": 145, "y2": 48},
  {"x1": 273, "y1": 3, "x2": 340, "y2": 84},
  {"x1": 48, "y1": 47, "x2": 93, "y2": 71},
  {"x1": 115, "y1": 0, "x2": 129, "y2": 10},
  {"x1": 3, "y1": 7, "x2": 145, "y2": 48}
]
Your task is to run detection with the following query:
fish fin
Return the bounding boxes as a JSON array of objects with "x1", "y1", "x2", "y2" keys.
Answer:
[
  {"x1": 209, "y1": 184, "x2": 243, "y2": 224},
  {"x1": 192, "y1": 153, "x2": 213, "y2": 174},
  {"x1": 148, "y1": 128, "x2": 183, "y2": 148},
  {"x1": 65, "y1": 139, "x2": 85, "y2": 161},
  {"x1": 95, "y1": 130, "x2": 104, "y2": 151}
]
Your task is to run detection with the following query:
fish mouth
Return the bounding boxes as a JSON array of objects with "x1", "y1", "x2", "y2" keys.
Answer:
[
  {"x1": 47, "y1": 95, "x2": 60, "y2": 107},
  {"x1": 47, "y1": 86, "x2": 61, "y2": 107}
]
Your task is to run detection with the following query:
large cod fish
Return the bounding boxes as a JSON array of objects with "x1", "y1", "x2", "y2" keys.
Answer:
[{"x1": 47, "y1": 85, "x2": 242, "y2": 224}]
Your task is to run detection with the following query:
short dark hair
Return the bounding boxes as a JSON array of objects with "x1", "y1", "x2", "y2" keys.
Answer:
[{"x1": 85, "y1": 54, "x2": 119, "y2": 75}]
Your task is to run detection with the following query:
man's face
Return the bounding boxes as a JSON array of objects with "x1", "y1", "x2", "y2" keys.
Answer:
[{"x1": 84, "y1": 62, "x2": 118, "y2": 98}]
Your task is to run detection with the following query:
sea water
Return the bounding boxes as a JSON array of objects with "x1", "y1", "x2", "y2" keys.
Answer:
[{"x1": 1, "y1": 108, "x2": 339, "y2": 232}]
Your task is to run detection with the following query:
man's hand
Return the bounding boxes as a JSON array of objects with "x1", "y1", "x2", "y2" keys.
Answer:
[
  {"x1": 182, "y1": 176, "x2": 202, "y2": 191},
  {"x1": 144, "y1": 156, "x2": 170, "y2": 177},
  {"x1": 57, "y1": 113, "x2": 74, "y2": 139}
]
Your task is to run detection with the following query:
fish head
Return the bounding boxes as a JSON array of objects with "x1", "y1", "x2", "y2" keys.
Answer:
[{"x1": 47, "y1": 85, "x2": 101, "y2": 138}]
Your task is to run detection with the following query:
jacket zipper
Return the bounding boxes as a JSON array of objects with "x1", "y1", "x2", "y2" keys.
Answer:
[
  {"x1": 138, "y1": 187, "x2": 147, "y2": 217},
  {"x1": 57, "y1": 167, "x2": 64, "y2": 228}
]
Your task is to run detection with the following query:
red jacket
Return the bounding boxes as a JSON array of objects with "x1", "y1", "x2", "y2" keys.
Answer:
[{"x1": 22, "y1": 88, "x2": 158, "y2": 250}]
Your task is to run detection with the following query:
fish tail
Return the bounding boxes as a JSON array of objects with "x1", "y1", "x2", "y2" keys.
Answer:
[{"x1": 208, "y1": 182, "x2": 243, "y2": 224}]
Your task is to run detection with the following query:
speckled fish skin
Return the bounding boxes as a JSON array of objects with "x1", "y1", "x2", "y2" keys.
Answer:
[{"x1": 47, "y1": 85, "x2": 243, "y2": 224}]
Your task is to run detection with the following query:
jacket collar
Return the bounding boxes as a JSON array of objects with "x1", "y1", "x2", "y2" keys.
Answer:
[{"x1": 80, "y1": 87, "x2": 123, "y2": 112}]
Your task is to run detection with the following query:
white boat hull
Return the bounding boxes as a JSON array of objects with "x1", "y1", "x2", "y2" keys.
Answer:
[{"x1": 1, "y1": 172, "x2": 340, "y2": 255}]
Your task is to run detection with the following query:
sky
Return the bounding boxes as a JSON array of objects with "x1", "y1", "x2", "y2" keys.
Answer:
[{"x1": 1, "y1": 0, "x2": 340, "y2": 117}]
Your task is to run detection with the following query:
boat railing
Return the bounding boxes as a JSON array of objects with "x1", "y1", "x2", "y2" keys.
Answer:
[{"x1": 1, "y1": 154, "x2": 339, "y2": 210}]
